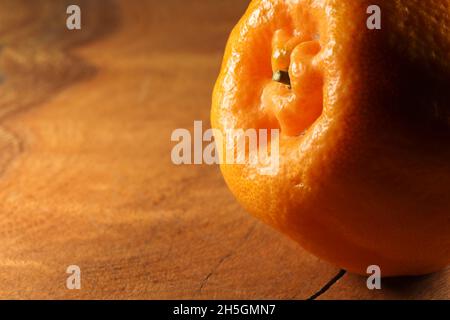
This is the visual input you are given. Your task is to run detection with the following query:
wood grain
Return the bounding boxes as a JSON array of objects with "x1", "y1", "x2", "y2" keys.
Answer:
[{"x1": 0, "y1": 0, "x2": 447, "y2": 299}]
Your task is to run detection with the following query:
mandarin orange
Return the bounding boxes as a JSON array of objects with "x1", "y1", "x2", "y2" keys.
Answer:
[{"x1": 211, "y1": 0, "x2": 450, "y2": 276}]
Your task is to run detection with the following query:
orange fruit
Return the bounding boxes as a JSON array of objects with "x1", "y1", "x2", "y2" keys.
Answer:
[{"x1": 211, "y1": 0, "x2": 450, "y2": 276}]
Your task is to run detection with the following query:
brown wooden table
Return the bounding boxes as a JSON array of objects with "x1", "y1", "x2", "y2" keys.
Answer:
[{"x1": 0, "y1": 0, "x2": 447, "y2": 299}]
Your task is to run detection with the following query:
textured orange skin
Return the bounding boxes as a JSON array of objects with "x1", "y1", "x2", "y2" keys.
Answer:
[{"x1": 211, "y1": 0, "x2": 450, "y2": 276}]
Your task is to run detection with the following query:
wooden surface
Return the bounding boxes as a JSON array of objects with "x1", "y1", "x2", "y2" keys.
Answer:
[{"x1": 0, "y1": 0, "x2": 447, "y2": 299}]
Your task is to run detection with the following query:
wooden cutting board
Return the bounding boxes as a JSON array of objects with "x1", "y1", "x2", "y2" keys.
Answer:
[{"x1": 0, "y1": 0, "x2": 447, "y2": 299}]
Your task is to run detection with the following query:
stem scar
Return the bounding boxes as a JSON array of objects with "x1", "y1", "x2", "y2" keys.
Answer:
[{"x1": 272, "y1": 70, "x2": 291, "y2": 88}]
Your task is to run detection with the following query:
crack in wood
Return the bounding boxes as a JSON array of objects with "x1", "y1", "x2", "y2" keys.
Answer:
[
  {"x1": 307, "y1": 269, "x2": 346, "y2": 300},
  {"x1": 199, "y1": 223, "x2": 257, "y2": 292}
]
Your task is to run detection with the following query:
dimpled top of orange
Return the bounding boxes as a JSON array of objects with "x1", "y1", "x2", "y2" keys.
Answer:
[{"x1": 211, "y1": 0, "x2": 450, "y2": 276}]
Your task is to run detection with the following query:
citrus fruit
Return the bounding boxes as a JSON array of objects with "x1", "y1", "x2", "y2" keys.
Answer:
[{"x1": 211, "y1": 0, "x2": 450, "y2": 276}]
